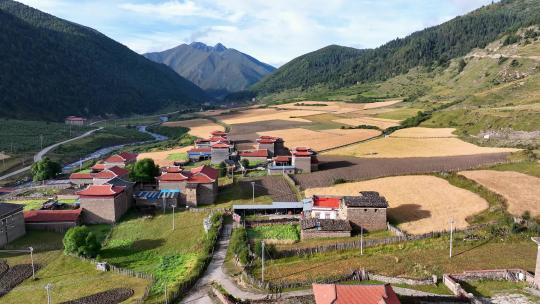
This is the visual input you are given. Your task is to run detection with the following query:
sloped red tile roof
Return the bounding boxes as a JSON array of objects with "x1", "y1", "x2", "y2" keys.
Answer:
[
  {"x1": 211, "y1": 130, "x2": 228, "y2": 136},
  {"x1": 187, "y1": 174, "x2": 215, "y2": 184},
  {"x1": 165, "y1": 166, "x2": 183, "y2": 173},
  {"x1": 196, "y1": 138, "x2": 211, "y2": 143},
  {"x1": 239, "y1": 149, "x2": 268, "y2": 158},
  {"x1": 209, "y1": 136, "x2": 228, "y2": 142},
  {"x1": 24, "y1": 209, "x2": 82, "y2": 223},
  {"x1": 313, "y1": 196, "x2": 341, "y2": 209},
  {"x1": 312, "y1": 284, "x2": 401, "y2": 304},
  {"x1": 190, "y1": 165, "x2": 219, "y2": 181},
  {"x1": 273, "y1": 155, "x2": 291, "y2": 162},
  {"x1": 157, "y1": 172, "x2": 191, "y2": 181},
  {"x1": 211, "y1": 143, "x2": 230, "y2": 149},
  {"x1": 77, "y1": 185, "x2": 125, "y2": 197},
  {"x1": 91, "y1": 162, "x2": 106, "y2": 171},
  {"x1": 69, "y1": 173, "x2": 95, "y2": 180},
  {"x1": 94, "y1": 166, "x2": 129, "y2": 179},
  {"x1": 104, "y1": 152, "x2": 138, "y2": 163}
]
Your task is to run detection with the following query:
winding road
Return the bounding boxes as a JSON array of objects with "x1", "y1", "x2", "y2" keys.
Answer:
[{"x1": 0, "y1": 127, "x2": 103, "y2": 181}]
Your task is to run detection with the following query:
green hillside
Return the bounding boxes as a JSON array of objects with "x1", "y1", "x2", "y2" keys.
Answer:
[
  {"x1": 0, "y1": 0, "x2": 209, "y2": 121},
  {"x1": 254, "y1": 0, "x2": 540, "y2": 95}
]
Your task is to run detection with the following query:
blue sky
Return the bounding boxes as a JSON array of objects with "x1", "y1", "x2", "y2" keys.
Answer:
[{"x1": 19, "y1": 0, "x2": 495, "y2": 67}]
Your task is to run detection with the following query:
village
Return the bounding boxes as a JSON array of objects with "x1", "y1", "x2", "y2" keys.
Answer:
[{"x1": 1, "y1": 101, "x2": 540, "y2": 304}]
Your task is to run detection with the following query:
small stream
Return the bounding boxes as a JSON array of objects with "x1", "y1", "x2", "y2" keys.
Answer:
[{"x1": 62, "y1": 125, "x2": 167, "y2": 172}]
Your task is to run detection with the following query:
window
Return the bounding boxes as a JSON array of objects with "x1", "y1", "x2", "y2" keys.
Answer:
[
  {"x1": 325, "y1": 213, "x2": 330, "y2": 219},
  {"x1": 364, "y1": 209, "x2": 368, "y2": 212}
]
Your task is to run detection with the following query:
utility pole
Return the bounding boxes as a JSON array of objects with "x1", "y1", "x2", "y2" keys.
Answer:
[
  {"x1": 45, "y1": 283, "x2": 53, "y2": 304},
  {"x1": 29, "y1": 247, "x2": 35, "y2": 280},
  {"x1": 360, "y1": 227, "x2": 364, "y2": 256},
  {"x1": 261, "y1": 241, "x2": 265, "y2": 282},
  {"x1": 172, "y1": 205, "x2": 176, "y2": 230},
  {"x1": 449, "y1": 218, "x2": 454, "y2": 258},
  {"x1": 251, "y1": 181, "x2": 255, "y2": 204}
]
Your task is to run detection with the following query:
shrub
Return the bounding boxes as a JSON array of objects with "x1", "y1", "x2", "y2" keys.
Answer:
[
  {"x1": 241, "y1": 158, "x2": 250, "y2": 168},
  {"x1": 63, "y1": 226, "x2": 101, "y2": 258},
  {"x1": 129, "y1": 158, "x2": 160, "y2": 182},
  {"x1": 229, "y1": 228, "x2": 250, "y2": 265},
  {"x1": 31, "y1": 158, "x2": 61, "y2": 181}
]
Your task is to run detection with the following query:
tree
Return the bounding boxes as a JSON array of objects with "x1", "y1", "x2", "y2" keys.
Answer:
[
  {"x1": 129, "y1": 158, "x2": 160, "y2": 182},
  {"x1": 63, "y1": 226, "x2": 101, "y2": 258},
  {"x1": 218, "y1": 161, "x2": 227, "y2": 177},
  {"x1": 31, "y1": 157, "x2": 61, "y2": 181},
  {"x1": 240, "y1": 158, "x2": 250, "y2": 169}
]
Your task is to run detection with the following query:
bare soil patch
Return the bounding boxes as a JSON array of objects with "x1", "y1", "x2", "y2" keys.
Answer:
[
  {"x1": 60, "y1": 288, "x2": 134, "y2": 304},
  {"x1": 292, "y1": 153, "x2": 510, "y2": 189},
  {"x1": 459, "y1": 170, "x2": 540, "y2": 217},
  {"x1": 305, "y1": 175, "x2": 488, "y2": 234},
  {"x1": 163, "y1": 118, "x2": 224, "y2": 138},
  {"x1": 257, "y1": 128, "x2": 381, "y2": 151},
  {"x1": 137, "y1": 146, "x2": 191, "y2": 167},
  {"x1": 0, "y1": 264, "x2": 41, "y2": 297},
  {"x1": 237, "y1": 176, "x2": 298, "y2": 202},
  {"x1": 329, "y1": 135, "x2": 518, "y2": 158}
]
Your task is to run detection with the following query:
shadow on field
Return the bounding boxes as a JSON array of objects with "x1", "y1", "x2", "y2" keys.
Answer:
[
  {"x1": 318, "y1": 160, "x2": 357, "y2": 170},
  {"x1": 388, "y1": 204, "x2": 431, "y2": 223},
  {"x1": 453, "y1": 238, "x2": 493, "y2": 258},
  {"x1": 100, "y1": 238, "x2": 165, "y2": 259}
]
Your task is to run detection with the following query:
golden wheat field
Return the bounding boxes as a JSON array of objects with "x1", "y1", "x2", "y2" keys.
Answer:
[
  {"x1": 163, "y1": 118, "x2": 224, "y2": 138},
  {"x1": 459, "y1": 170, "x2": 540, "y2": 217},
  {"x1": 137, "y1": 146, "x2": 191, "y2": 167},
  {"x1": 257, "y1": 128, "x2": 381, "y2": 151},
  {"x1": 328, "y1": 133, "x2": 518, "y2": 158},
  {"x1": 333, "y1": 117, "x2": 400, "y2": 130},
  {"x1": 389, "y1": 127, "x2": 457, "y2": 138},
  {"x1": 305, "y1": 175, "x2": 488, "y2": 234},
  {"x1": 218, "y1": 108, "x2": 322, "y2": 124},
  {"x1": 273, "y1": 101, "x2": 366, "y2": 114}
]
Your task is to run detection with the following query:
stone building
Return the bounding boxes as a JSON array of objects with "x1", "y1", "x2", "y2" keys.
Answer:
[
  {"x1": 0, "y1": 203, "x2": 25, "y2": 247},
  {"x1": 291, "y1": 147, "x2": 319, "y2": 173},
  {"x1": 156, "y1": 165, "x2": 219, "y2": 207},
  {"x1": 310, "y1": 196, "x2": 340, "y2": 220},
  {"x1": 77, "y1": 184, "x2": 129, "y2": 224},
  {"x1": 188, "y1": 147, "x2": 212, "y2": 161},
  {"x1": 103, "y1": 152, "x2": 138, "y2": 168},
  {"x1": 338, "y1": 191, "x2": 388, "y2": 231},
  {"x1": 267, "y1": 155, "x2": 296, "y2": 175},
  {"x1": 256, "y1": 136, "x2": 285, "y2": 156},
  {"x1": 300, "y1": 218, "x2": 352, "y2": 239}
]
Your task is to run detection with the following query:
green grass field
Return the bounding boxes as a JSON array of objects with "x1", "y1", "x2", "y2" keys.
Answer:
[
  {"x1": 253, "y1": 233, "x2": 536, "y2": 284},
  {"x1": 0, "y1": 231, "x2": 150, "y2": 304},
  {"x1": 166, "y1": 152, "x2": 188, "y2": 161},
  {"x1": 489, "y1": 161, "x2": 540, "y2": 178},
  {"x1": 7, "y1": 198, "x2": 78, "y2": 211},
  {"x1": 247, "y1": 224, "x2": 301, "y2": 241},
  {"x1": 100, "y1": 210, "x2": 212, "y2": 302},
  {"x1": 460, "y1": 280, "x2": 529, "y2": 297},
  {"x1": 212, "y1": 177, "x2": 273, "y2": 208},
  {"x1": 274, "y1": 230, "x2": 393, "y2": 251}
]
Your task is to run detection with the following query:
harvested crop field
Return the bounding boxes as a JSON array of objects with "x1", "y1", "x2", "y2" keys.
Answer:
[
  {"x1": 459, "y1": 170, "x2": 540, "y2": 217},
  {"x1": 305, "y1": 175, "x2": 488, "y2": 234},
  {"x1": 163, "y1": 118, "x2": 224, "y2": 138},
  {"x1": 60, "y1": 288, "x2": 134, "y2": 304},
  {"x1": 137, "y1": 146, "x2": 191, "y2": 167},
  {"x1": 240, "y1": 176, "x2": 298, "y2": 203},
  {"x1": 228, "y1": 120, "x2": 308, "y2": 150},
  {"x1": 363, "y1": 99, "x2": 403, "y2": 109},
  {"x1": 217, "y1": 108, "x2": 322, "y2": 124},
  {"x1": 257, "y1": 128, "x2": 381, "y2": 151},
  {"x1": 0, "y1": 264, "x2": 41, "y2": 297},
  {"x1": 389, "y1": 127, "x2": 457, "y2": 138},
  {"x1": 329, "y1": 135, "x2": 518, "y2": 158},
  {"x1": 293, "y1": 154, "x2": 511, "y2": 189},
  {"x1": 273, "y1": 101, "x2": 366, "y2": 114},
  {"x1": 333, "y1": 117, "x2": 400, "y2": 130}
]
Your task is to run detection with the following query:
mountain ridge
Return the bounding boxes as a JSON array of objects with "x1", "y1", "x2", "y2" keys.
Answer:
[{"x1": 144, "y1": 42, "x2": 276, "y2": 98}]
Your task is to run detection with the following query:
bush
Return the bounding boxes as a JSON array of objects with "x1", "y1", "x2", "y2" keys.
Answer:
[
  {"x1": 63, "y1": 226, "x2": 101, "y2": 258},
  {"x1": 129, "y1": 158, "x2": 160, "y2": 182},
  {"x1": 31, "y1": 157, "x2": 61, "y2": 181},
  {"x1": 241, "y1": 158, "x2": 250, "y2": 168}
]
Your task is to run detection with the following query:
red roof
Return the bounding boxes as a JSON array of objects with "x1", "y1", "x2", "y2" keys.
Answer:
[
  {"x1": 77, "y1": 185, "x2": 125, "y2": 197},
  {"x1": 91, "y1": 162, "x2": 106, "y2": 171},
  {"x1": 188, "y1": 147, "x2": 212, "y2": 153},
  {"x1": 104, "y1": 152, "x2": 138, "y2": 163},
  {"x1": 187, "y1": 174, "x2": 215, "y2": 184},
  {"x1": 312, "y1": 284, "x2": 401, "y2": 304},
  {"x1": 209, "y1": 136, "x2": 228, "y2": 142},
  {"x1": 293, "y1": 151, "x2": 312, "y2": 157},
  {"x1": 273, "y1": 155, "x2": 291, "y2": 162},
  {"x1": 157, "y1": 172, "x2": 190, "y2": 181},
  {"x1": 24, "y1": 209, "x2": 82, "y2": 223},
  {"x1": 165, "y1": 166, "x2": 183, "y2": 173},
  {"x1": 190, "y1": 165, "x2": 219, "y2": 181},
  {"x1": 239, "y1": 149, "x2": 268, "y2": 158},
  {"x1": 195, "y1": 138, "x2": 211, "y2": 143},
  {"x1": 94, "y1": 166, "x2": 129, "y2": 179},
  {"x1": 257, "y1": 136, "x2": 282, "y2": 144},
  {"x1": 313, "y1": 197, "x2": 341, "y2": 209},
  {"x1": 211, "y1": 143, "x2": 230, "y2": 149},
  {"x1": 65, "y1": 116, "x2": 86, "y2": 121},
  {"x1": 70, "y1": 173, "x2": 94, "y2": 180},
  {"x1": 211, "y1": 130, "x2": 228, "y2": 136}
]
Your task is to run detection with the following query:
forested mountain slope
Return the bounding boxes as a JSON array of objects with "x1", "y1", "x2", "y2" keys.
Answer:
[
  {"x1": 0, "y1": 0, "x2": 208, "y2": 121},
  {"x1": 254, "y1": 0, "x2": 540, "y2": 95}
]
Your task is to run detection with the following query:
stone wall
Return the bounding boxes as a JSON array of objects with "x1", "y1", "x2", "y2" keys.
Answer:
[
  {"x1": 159, "y1": 181, "x2": 187, "y2": 191},
  {"x1": 301, "y1": 229, "x2": 351, "y2": 240},
  {"x1": 196, "y1": 182, "x2": 218, "y2": 206},
  {"x1": 211, "y1": 149, "x2": 229, "y2": 164},
  {"x1": 80, "y1": 193, "x2": 128, "y2": 224},
  {"x1": 343, "y1": 206, "x2": 387, "y2": 231},
  {"x1": 292, "y1": 156, "x2": 311, "y2": 173},
  {"x1": 0, "y1": 211, "x2": 26, "y2": 247}
]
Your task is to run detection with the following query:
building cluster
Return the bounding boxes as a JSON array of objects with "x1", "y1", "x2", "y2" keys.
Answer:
[{"x1": 187, "y1": 130, "x2": 319, "y2": 174}]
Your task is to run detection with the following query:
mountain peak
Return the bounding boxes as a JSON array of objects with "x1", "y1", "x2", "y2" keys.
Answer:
[
  {"x1": 214, "y1": 43, "x2": 227, "y2": 52},
  {"x1": 189, "y1": 42, "x2": 210, "y2": 51}
]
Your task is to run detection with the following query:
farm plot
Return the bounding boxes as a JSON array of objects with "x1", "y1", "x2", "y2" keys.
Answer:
[
  {"x1": 217, "y1": 108, "x2": 322, "y2": 124},
  {"x1": 362, "y1": 99, "x2": 403, "y2": 109},
  {"x1": 293, "y1": 154, "x2": 510, "y2": 189},
  {"x1": 228, "y1": 120, "x2": 308, "y2": 150},
  {"x1": 257, "y1": 128, "x2": 381, "y2": 151},
  {"x1": 137, "y1": 146, "x2": 191, "y2": 167},
  {"x1": 273, "y1": 101, "x2": 366, "y2": 114},
  {"x1": 459, "y1": 170, "x2": 540, "y2": 217},
  {"x1": 389, "y1": 127, "x2": 457, "y2": 138},
  {"x1": 329, "y1": 132, "x2": 518, "y2": 158},
  {"x1": 304, "y1": 175, "x2": 488, "y2": 234},
  {"x1": 333, "y1": 117, "x2": 400, "y2": 130},
  {"x1": 247, "y1": 224, "x2": 301, "y2": 242},
  {"x1": 0, "y1": 264, "x2": 41, "y2": 297},
  {"x1": 216, "y1": 176, "x2": 298, "y2": 207},
  {"x1": 60, "y1": 288, "x2": 134, "y2": 304},
  {"x1": 163, "y1": 118, "x2": 224, "y2": 138}
]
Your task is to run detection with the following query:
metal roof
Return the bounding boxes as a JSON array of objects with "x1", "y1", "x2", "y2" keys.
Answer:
[
  {"x1": 134, "y1": 190, "x2": 180, "y2": 201},
  {"x1": 0, "y1": 202, "x2": 24, "y2": 218}
]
